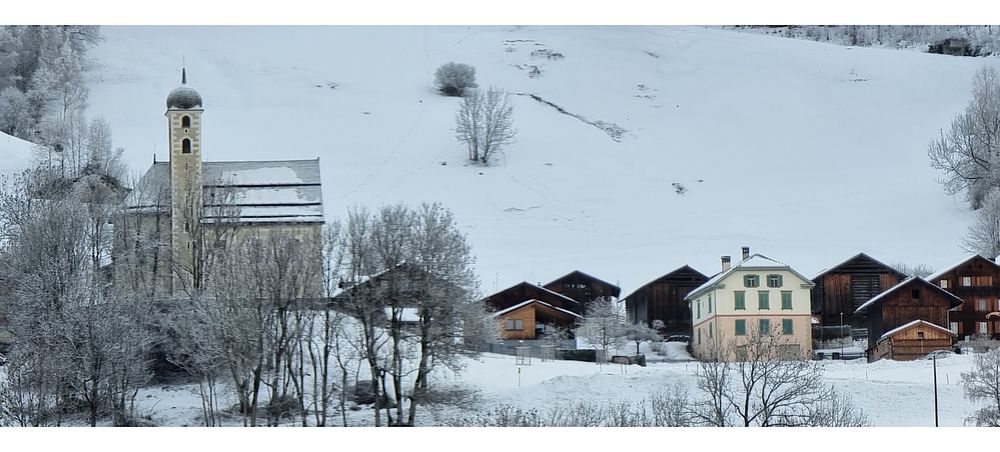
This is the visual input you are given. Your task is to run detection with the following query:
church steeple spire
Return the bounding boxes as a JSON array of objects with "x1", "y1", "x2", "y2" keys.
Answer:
[{"x1": 182, "y1": 67, "x2": 187, "y2": 84}]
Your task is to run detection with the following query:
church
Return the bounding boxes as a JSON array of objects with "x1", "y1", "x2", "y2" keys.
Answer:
[{"x1": 125, "y1": 70, "x2": 325, "y2": 297}]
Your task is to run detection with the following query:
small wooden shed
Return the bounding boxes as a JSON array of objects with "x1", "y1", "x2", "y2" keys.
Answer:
[
  {"x1": 492, "y1": 299, "x2": 583, "y2": 340},
  {"x1": 869, "y1": 319, "x2": 956, "y2": 362}
]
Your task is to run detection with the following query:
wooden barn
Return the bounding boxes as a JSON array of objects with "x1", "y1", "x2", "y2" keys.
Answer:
[
  {"x1": 811, "y1": 253, "x2": 906, "y2": 328},
  {"x1": 927, "y1": 254, "x2": 1000, "y2": 339},
  {"x1": 491, "y1": 299, "x2": 583, "y2": 340},
  {"x1": 483, "y1": 281, "x2": 583, "y2": 315},
  {"x1": 622, "y1": 265, "x2": 708, "y2": 336},
  {"x1": 543, "y1": 270, "x2": 621, "y2": 316},
  {"x1": 868, "y1": 320, "x2": 956, "y2": 362},
  {"x1": 854, "y1": 277, "x2": 963, "y2": 358}
]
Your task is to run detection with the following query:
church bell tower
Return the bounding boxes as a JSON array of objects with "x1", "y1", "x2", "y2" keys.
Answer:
[{"x1": 166, "y1": 68, "x2": 204, "y2": 293}]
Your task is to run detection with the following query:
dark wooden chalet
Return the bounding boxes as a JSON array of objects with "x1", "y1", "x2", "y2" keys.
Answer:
[
  {"x1": 622, "y1": 265, "x2": 708, "y2": 336},
  {"x1": 811, "y1": 253, "x2": 906, "y2": 327},
  {"x1": 543, "y1": 270, "x2": 621, "y2": 316},
  {"x1": 854, "y1": 277, "x2": 963, "y2": 354},
  {"x1": 927, "y1": 254, "x2": 1000, "y2": 339},
  {"x1": 868, "y1": 320, "x2": 956, "y2": 362},
  {"x1": 483, "y1": 281, "x2": 583, "y2": 316}
]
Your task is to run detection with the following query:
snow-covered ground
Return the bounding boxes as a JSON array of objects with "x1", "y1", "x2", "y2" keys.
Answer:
[
  {"x1": 120, "y1": 341, "x2": 979, "y2": 427},
  {"x1": 0, "y1": 131, "x2": 35, "y2": 177},
  {"x1": 80, "y1": 26, "x2": 996, "y2": 294}
]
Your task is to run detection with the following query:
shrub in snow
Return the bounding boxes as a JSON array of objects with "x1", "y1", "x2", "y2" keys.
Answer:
[{"x1": 434, "y1": 62, "x2": 477, "y2": 96}]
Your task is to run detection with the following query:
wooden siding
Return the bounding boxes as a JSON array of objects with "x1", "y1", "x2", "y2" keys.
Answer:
[
  {"x1": 623, "y1": 266, "x2": 708, "y2": 336},
  {"x1": 870, "y1": 323, "x2": 954, "y2": 362},
  {"x1": 811, "y1": 254, "x2": 904, "y2": 327},
  {"x1": 483, "y1": 282, "x2": 581, "y2": 314},
  {"x1": 934, "y1": 255, "x2": 1000, "y2": 340},
  {"x1": 863, "y1": 278, "x2": 957, "y2": 347},
  {"x1": 544, "y1": 270, "x2": 621, "y2": 315},
  {"x1": 496, "y1": 304, "x2": 537, "y2": 340}
]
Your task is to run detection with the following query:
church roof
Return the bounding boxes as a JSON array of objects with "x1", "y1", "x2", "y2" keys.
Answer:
[
  {"x1": 166, "y1": 68, "x2": 203, "y2": 109},
  {"x1": 129, "y1": 159, "x2": 324, "y2": 224}
]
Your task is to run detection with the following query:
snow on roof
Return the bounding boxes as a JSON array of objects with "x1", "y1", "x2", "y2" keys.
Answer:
[
  {"x1": 925, "y1": 254, "x2": 999, "y2": 282},
  {"x1": 685, "y1": 253, "x2": 813, "y2": 301},
  {"x1": 878, "y1": 319, "x2": 956, "y2": 342},
  {"x1": 490, "y1": 299, "x2": 583, "y2": 319},
  {"x1": 811, "y1": 252, "x2": 905, "y2": 281},
  {"x1": 854, "y1": 276, "x2": 965, "y2": 314},
  {"x1": 129, "y1": 159, "x2": 324, "y2": 224}
]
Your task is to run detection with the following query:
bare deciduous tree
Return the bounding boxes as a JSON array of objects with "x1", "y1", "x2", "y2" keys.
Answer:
[
  {"x1": 455, "y1": 87, "x2": 516, "y2": 165},
  {"x1": 962, "y1": 347, "x2": 1000, "y2": 426},
  {"x1": 575, "y1": 301, "x2": 627, "y2": 363}
]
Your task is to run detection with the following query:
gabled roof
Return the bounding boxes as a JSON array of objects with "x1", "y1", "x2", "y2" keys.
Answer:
[
  {"x1": 483, "y1": 281, "x2": 582, "y2": 311},
  {"x1": 925, "y1": 254, "x2": 1000, "y2": 282},
  {"x1": 490, "y1": 299, "x2": 583, "y2": 320},
  {"x1": 854, "y1": 277, "x2": 965, "y2": 314},
  {"x1": 878, "y1": 319, "x2": 956, "y2": 342},
  {"x1": 811, "y1": 252, "x2": 906, "y2": 281},
  {"x1": 620, "y1": 265, "x2": 708, "y2": 301},
  {"x1": 685, "y1": 253, "x2": 815, "y2": 301},
  {"x1": 544, "y1": 270, "x2": 621, "y2": 297},
  {"x1": 129, "y1": 159, "x2": 324, "y2": 224}
]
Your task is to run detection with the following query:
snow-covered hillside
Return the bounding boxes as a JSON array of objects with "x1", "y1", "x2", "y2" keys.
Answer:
[
  {"x1": 82, "y1": 26, "x2": 997, "y2": 293},
  {"x1": 0, "y1": 131, "x2": 35, "y2": 177}
]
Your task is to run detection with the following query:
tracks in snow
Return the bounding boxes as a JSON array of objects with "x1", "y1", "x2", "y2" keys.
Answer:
[{"x1": 513, "y1": 92, "x2": 626, "y2": 142}]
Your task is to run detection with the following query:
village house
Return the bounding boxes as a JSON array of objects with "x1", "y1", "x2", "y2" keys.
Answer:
[
  {"x1": 483, "y1": 281, "x2": 585, "y2": 340},
  {"x1": 542, "y1": 270, "x2": 620, "y2": 316},
  {"x1": 623, "y1": 265, "x2": 708, "y2": 336},
  {"x1": 685, "y1": 247, "x2": 815, "y2": 361},
  {"x1": 926, "y1": 254, "x2": 1000, "y2": 339},
  {"x1": 854, "y1": 277, "x2": 962, "y2": 361},
  {"x1": 122, "y1": 70, "x2": 324, "y2": 297},
  {"x1": 811, "y1": 252, "x2": 906, "y2": 328}
]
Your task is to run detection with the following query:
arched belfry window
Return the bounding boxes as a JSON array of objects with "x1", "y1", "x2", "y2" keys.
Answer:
[
  {"x1": 181, "y1": 115, "x2": 191, "y2": 128},
  {"x1": 182, "y1": 138, "x2": 191, "y2": 154}
]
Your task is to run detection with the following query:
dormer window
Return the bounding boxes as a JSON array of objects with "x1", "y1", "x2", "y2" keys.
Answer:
[
  {"x1": 182, "y1": 138, "x2": 191, "y2": 154},
  {"x1": 182, "y1": 115, "x2": 191, "y2": 128}
]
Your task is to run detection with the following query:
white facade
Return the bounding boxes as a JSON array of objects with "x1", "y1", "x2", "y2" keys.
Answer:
[{"x1": 686, "y1": 254, "x2": 815, "y2": 361}]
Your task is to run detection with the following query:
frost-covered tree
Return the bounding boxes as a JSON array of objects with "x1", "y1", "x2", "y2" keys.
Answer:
[
  {"x1": 0, "y1": 86, "x2": 30, "y2": 136},
  {"x1": 455, "y1": 87, "x2": 516, "y2": 165},
  {"x1": 963, "y1": 190, "x2": 1000, "y2": 258},
  {"x1": 622, "y1": 322, "x2": 660, "y2": 355},
  {"x1": 928, "y1": 66, "x2": 1000, "y2": 210},
  {"x1": 962, "y1": 347, "x2": 1000, "y2": 426},
  {"x1": 434, "y1": 62, "x2": 477, "y2": 96},
  {"x1": 575, "y1": 300, "x2": 627, "y2": 362}
]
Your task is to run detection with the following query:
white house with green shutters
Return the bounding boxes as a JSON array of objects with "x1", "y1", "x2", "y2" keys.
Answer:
[{"x1": 685, "y1": 248, "x2": 815, "y2": 361}]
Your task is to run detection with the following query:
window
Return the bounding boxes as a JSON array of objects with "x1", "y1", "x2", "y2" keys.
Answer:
[
  {"x1": 734, "y1": 291, "x2": 746, "y2": 310},
  {"x1": 940, "y1": 279, "x2": 949, "y2": 288},
  {"x1": 758, "y1": 291, "x2": 770, "y2": 309},
  {"x1": 505, "y1": 319, "x2": 524, "y2": 331},
  {"x1": 735, "y1": 319, "x2": 746, "y2": 336},
  {"x1": 709, "y1": 323, "x2": 713, "y2": 338},
  {"x1": 182, "y1": 138, "x2": 191, "y2": 154},
  {"x1": 911, "y1": 289, "x2": 919, "y2": 299},
  {"x1": 951, "y1": 322, "x2": 960, "y2": 334},
  {"x1": 980, "y1": 322, "x2": 989, "y2": 335},
  {"x1": 698, "y1": 328, "x2": 702, "y2": 345},
  {"x1": 963, "y1": 276, "x2": 972, "y2": 287},
  {"x1": 767, "y1": 274, "x2": 783, "y2": 288},
  {"x1": 781, "y1": 291, "x2": 793, "y2": 310},
  {"x1": 978, "y1": 299, "x2": 989, "y2": 311},
  {"x1": 782, "y1": 319, "x2": 793, "y2": 335},
  {"x1": 759, "y1": 318, "x2": 771, "y2": 334},
  {"x1": 917, "y1": 331, "x2": 925, "y2": 339},
  {"x1": 744, "y1": 274, "x2": 759, "y2": 288},
  {"x1": 708, "y1": 294, "x2": 713, "y2": 314},
  {"x1": 697, "y1": 300, "x2": 701, "y2": 319},
  {"x1": 181, "y1": 115, "x2": 191, "y2": 128}
]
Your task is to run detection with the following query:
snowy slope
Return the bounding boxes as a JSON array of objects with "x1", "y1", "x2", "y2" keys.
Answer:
[
  {"x1": 81, "y1": 26, "x2": 998, "y2": 294},
  {"x1": 0, "y1": 131, "x2": 35, "y2": 177}
]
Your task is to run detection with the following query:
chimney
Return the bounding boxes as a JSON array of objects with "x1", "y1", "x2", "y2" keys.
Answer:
[
  {"x1": 722, "y1": 256, "x2": 732, "y2": 272},
  {"x1": 741, "y1": 246, "x2": 750, "y2": 260}
]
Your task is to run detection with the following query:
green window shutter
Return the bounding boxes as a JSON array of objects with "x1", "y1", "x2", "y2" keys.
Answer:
[
  {"x1": 735, "y1": 319, "x2": 746, "y2": 336},
  {"x1": 697, "y1": 300, "x2": 701, "y2": 318},
  {"x1": 744, "y1": 275, "x2": 751, "y2": 287},
  {"x1": 782, "y1": 319, "x2": 793, "y2": 335},
  {"x1": 735, "y1": 291, "x2": 745, "y2": 310},
  {"x1": 758, "y1": 291, "x2": 769, "y2": 309},
  {"x1": 781, "y1": 291, "x2": 793, "y2": 310},
  {"x1": 759, "y1": 318, "x2": 770, "y2": 334}
]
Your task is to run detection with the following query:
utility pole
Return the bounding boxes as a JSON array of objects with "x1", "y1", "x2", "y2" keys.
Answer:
[
  {"x1": 933, "y1": 354, "x2": 940, "y2": 427},
  {"x1": 840, "y1": 312, "x2": 845, "y2": 358}
]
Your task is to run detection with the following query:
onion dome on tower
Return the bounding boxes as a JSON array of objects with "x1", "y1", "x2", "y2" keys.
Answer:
[{"x1": 166, "y1": 68, "x2": 203, "y2": 109}]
